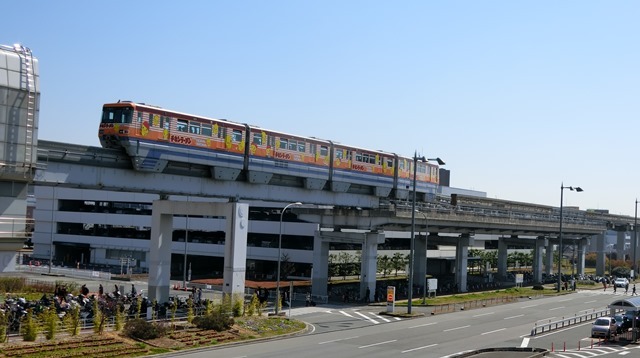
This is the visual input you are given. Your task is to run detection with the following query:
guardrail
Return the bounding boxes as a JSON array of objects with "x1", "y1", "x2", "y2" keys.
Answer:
[
  {"x1": 17, "y1": 264, "x2": 112, "y2": 280},
  {"x1": 530, "y1": 308, "x2": 609, "y2": 336}
]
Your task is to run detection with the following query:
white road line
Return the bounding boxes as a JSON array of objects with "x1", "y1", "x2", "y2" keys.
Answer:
[
  {"x1": 393, "y1": 317, "x2": 402, "y2": 320},
  {"x1": 504, "y1": 314, "x2": 524, "y2": 320},
  {"x1": 401, "y1": 343, "x2": 438, "y2": 353},
  {"x1": 558, "y1": 298, "x2": 573, "y2": 302},
  {"x1": 584, "y1": 300, "x2": 597, "y2": 303},
  {"x1": 443, "y1": 325, "x2": 470, "y2": 332},
  {"x1": 481, "y1": 328, "x2": 506, "y2": 335},
  {"x1": 318, "y1": 336, "x2": 360, "y2": 345},
  {"x1": 520, "y1": 337, "x2": 529, "y2": 347},
  {"x1": 521, "y1": 304, "x2": 538, "y2": 308},
  {"x1": 549, "y1": 306, "x2": 565, "y2": 311},
  {"x1": 359, "y1": 340, "x2": 397, "y2": 349},
  {"x1": 354, "y1": 311, "x2": 379, "y2": 324},
  {"x1": 339, "y1": 310, "x2": 355, "y2": 318},
  {"x1": 620, "y1": 352, "x2": 631, "y2": 355},
  {"x1": 473, "y1": 312, "x2": 495, "y2": 317},
  {"x1": 371, "y1": 313, "x2": 391, "y2": 322},
  {"x1": 409, "y1": 322, "x2": 437, "y2": 329}
]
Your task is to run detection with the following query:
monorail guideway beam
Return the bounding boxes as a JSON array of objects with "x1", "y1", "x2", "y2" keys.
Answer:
[{"x1": 148, "y1": 200, "x2": 248, "y2": 305}]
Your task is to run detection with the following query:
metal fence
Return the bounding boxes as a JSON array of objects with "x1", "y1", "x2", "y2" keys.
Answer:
[{"x1": 530, "y1": 308, "x2": 608, "y2": 336}]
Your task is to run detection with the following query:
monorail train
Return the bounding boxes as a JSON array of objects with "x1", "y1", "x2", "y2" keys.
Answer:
[{"x1": 98, "y1": 101, "x2": 441, "y2": 200}]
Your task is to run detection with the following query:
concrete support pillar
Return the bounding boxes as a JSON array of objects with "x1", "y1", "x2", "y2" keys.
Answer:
[
  {"x1": 413, "y1": 234, "x2": 427, "y2": 298},
  {"x1": 545, "y1": 239, "x2": 555, "y2": 275},
  {"x1": 312, "y1": 231, "x2": 330, "y2": 298},
  {"x1": 148, "y1": 201, "x2": 248, "y2": 304},
  {"x1": 497, "y1": 238, "x2": 508, "y2": 280},
  {"x1": 577, "y1": 237, "x2": 588, "y2": 276},
  {"x1": 455, "y1": 234, "x2": 473, "y2": 293},
  {"x1": 617, "y1": 230, "x2": 626, "y2": 262},
  {"x1": 360, "y1": 232, "x2": 383, "y2": 302},
  {"x1": 222, "y1": 203, "x2": 249, "y2": 296},
  {"x1": 596, "y1": 233, "x2": 606, "y2": 276},
  {"x1": 148, "y1": 211, "x2": 173, "y2": 304},
  {"x1": 533, "y1": 237, "x2": 547, "y2": 283}
]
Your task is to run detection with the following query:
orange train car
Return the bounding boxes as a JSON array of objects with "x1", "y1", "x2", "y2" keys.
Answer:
[{"x1": 98, "y1": 101, "x2": 441, "y2": 198}]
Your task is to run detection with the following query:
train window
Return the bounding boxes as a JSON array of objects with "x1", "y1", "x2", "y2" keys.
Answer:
[
  {"x1": 102, "y1": 107, "x2": 133, "y2": 124},
  {"x1": 189, "y1": 122, "x2": 201, "y2": 134},
  {"x1": 386, "y1": 159, "x2": 394, "y2": 168},
  {"x1": 232, "y1": 129, "x2": 243, "y2": 142},
  {"x1": 279, "y1": 138, "x2": 288, "y2": 149},
  {"x1": 335, "y1": 150, "x2": 343, "y2": 159},
  {"x1": 202, "y1": 124, "x2": 212, "y2": 136},
  {"x1": 177, "y1": 119, "x2": 188, "y2": 132},
  {"x1": 217, "y1": 125, "x2": 224, "y2": 138},
  {"x1": 137, "y1": 112, "x2": 143, "y2": 123},
  {"x1": 355, "y1": 152, "x2": 363, "y2": 162},
  {"x1": 253, "y1": 132, "x2": 263, "y2": 146},
  {"x1": 164, "y1": 118, "x2": 170, "y2": 130},
  {"x1": 288, "y1": 140, "x2": 297, "y2": 151},
  {"x1": 268, "y1": 135, "x2": 275, "y2": 147},
  {"x1": 320, "y1": 146, "x2": 328, "y2": 156},
  {"x1": 310, "y1": 143, "x2": 316, "y2": 154},
  {"x1": 298, "y1": 142, "x2": 305, "y2": 152}
]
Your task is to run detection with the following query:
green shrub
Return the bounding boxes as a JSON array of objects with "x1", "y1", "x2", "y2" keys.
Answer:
[
  {"x1": 532, "y1": 285, "x2": 544, "y2": 290},
  {"x1": 232, "y1": 295, "x2": 243, "y2": 317},
  {"x1": 123, "y1": 318, "x2": 168, "y2": 340},
  {"x1": 193, "y1": 311, "x2": 234, "y2": 331},
  {"x1": 40, "y1": 305, "x2": 59, "y2": 340},
  {"x1": 21, "y1": 309, "x2": 38, "y2": 342},
  {"x1": 64, "y1": 304, "x2": 81, "y2": 336}
]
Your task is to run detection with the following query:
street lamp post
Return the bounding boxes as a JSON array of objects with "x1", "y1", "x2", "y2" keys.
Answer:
[
  {"x1": 408, "y1": 152, "x2": 444, "y2": 314},
  {"x1": 275, "y1": 202, "x2": 302, "y2": 315},
  {"x1": 557, "y1": 183, "x2": 583, "y2": 293}
]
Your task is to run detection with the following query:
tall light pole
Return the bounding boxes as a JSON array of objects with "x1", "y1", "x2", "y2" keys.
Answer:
[
  {"x1": 557, "y1": 183, "x2": 583, "y2": 292},
  {"x1": 408, "y1": 153, "x2": 444, "y2": 314},
  {"x1": 275, "y1": 201, "x2": 302, "y2": 315}
]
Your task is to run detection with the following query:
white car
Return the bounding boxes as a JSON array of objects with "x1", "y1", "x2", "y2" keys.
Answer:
[{"x1": 614, "y1": 278, "x2": 629, "y2": 288}]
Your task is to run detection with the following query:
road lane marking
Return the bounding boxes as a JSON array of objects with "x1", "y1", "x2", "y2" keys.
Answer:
[
  {"x1": 504, "y1": 314, "x2": 524, "y2": 320},
  {"x1": 339, "y1": 310, "x2": 355, "y2": 318},
  {"x1": 371, "y1": 313, "x2": 391, "y2": 322},
  {"x1": 473, "y1": 312, "x2": 495, "y2": 317},
  {"x1": 558, "y1": 298, "x2": 572, "y2": 302},
  {"x1": 521, "y1": 304, "x2": 538, "y2": 308},
  {"x1": 481, "y1": 328, "x2": 506, "y2": 335},
  {"x1": 359, "y1": 340, "x2": 397, "y2": 348},
  {"x1": 354, "y1": 311, "x2": 379, "y2": 324},
  {"x1": 318, "y1": 336, "x2": 360, "y2": 345},
  {"x1": 584, "y1": 300, "x2": 597, "y2": 303},
  {"x1": 443, "y1": 325, "x2": 470, "y2": 332},
  {"x1": 409, "y1": 322, "x2": 438, "y2": 329},
  {"x1": 520, "y1": 337, "x2": 529, "y2": 347},
  {"x1": 549, "y1": 306, "x2": 565, "y2": 311},
  {"x1": 401, "y1": 343, "x2": 437, "y2": 353}
]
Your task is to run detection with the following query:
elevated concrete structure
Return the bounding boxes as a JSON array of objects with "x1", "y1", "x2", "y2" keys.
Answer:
[{"x1": 148, "y1": 200, "x2": 248, "y2": 304}]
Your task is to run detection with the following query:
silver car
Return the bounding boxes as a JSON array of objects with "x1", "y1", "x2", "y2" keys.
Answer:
[{"x1": 591, "y1": 317, "x2": 616, "y2": 339}]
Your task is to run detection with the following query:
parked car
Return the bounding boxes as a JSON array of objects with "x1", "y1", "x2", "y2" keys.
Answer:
[
  {"x1": 614, "y1": 278, "x2": 629, "y2": 288},
  {"x1": 591, "y1": 317, "x2": 617, "y2": 339}
]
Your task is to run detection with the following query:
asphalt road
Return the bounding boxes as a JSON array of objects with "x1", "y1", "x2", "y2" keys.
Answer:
[
  {"x1": 157, "y1": 289, "x2": 640, "y2": 358},
  {"x1": 7, "y1": 271, "x2": 640, "y2": 357}
]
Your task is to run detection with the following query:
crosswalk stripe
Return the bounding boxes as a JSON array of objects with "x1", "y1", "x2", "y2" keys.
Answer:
[{"x1": 354, "y1": 311, "x2": 380, "y2": 324}]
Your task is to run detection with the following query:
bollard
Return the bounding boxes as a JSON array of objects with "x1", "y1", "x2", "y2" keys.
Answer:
[
  {"x1": 563, "y1": 342, "x2": 566, "y2": 352},
  {"x1": 578, "y1": 341, "x2": 580, "y2": 350},
  {"x1": 591, "y1": 339, "x2": 593, "y2": 349},
  {"x1": 551, "y1": 342, "x2": 554, "y2": 352}
]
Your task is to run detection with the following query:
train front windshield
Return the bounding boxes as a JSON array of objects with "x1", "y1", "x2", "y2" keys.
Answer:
[{"x1": 102, "y1": 106, "x2": 133, "y2": 124}]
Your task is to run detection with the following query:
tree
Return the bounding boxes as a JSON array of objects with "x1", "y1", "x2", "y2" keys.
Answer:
[
  {"x1": 338, "y1": 252, "x2": 354, "y2": 279},
  {"x1": 391, "y1": 252, "x2": 406, "y2": 276},
  {"x1": 328, "y1": 253, "x2": 339, "y2": 279},
  {"x1": 377, "y1": 255, "x2": 392, "y2": 277}
]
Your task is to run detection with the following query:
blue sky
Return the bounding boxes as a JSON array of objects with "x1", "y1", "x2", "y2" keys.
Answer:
[{"x1": 3, "y1": 1, "x2": 639, "y2": 215}]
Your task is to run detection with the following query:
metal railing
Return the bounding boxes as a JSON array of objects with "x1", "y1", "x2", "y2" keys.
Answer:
[{"x1": 530, "y1": 308, "x2": 609, "y2": 336}]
